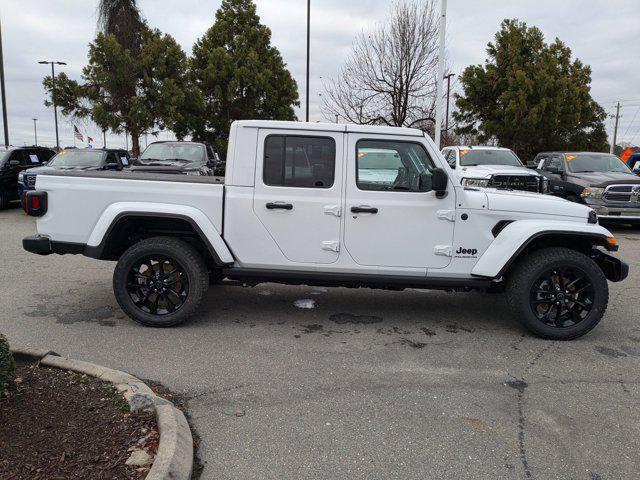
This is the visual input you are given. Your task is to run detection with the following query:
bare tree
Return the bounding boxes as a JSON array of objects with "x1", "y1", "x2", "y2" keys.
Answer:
[{"x1": 322, "y1": 0, "x2": 442, "y2": 129}]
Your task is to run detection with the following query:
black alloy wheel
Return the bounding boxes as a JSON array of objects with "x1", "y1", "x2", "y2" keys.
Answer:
[
  {"x1": 529, "y1": 266, "x2": 595, "y2": 328},
  {"x1": 113, "y1": 237, "x2": 209, "y2": 327},
  {"x1": 126, "y1": 256, "x2": 189, "y2": 315},
  {"x1": 506, "y1": 247, "x2": 608, "y2": 340}
]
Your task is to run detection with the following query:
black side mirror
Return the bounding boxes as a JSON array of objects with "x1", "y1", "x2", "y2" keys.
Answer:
[
  {"x1": 431, "y1": 168, "x2": 449, "y2": 197},
  {"x1": 9, "y1": 160, "x2": 20, "y2": 168},
  {"x1": 545, "y1": 166, "x2": 559, "y2": 174}
]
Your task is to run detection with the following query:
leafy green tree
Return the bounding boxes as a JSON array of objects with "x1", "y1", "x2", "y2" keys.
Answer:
[
  {"x1": 44, "y1": 28, "x2": 191, "y2": 155},
  {"x1": 454, "y1": 19, "x2": 608, "y2": 161},
  {"x1": 98, "y1": 0, "x2": 144, "y2": 55},
  {"x1": 190, "y1": 0, "x2": 299, "y2": 154}
]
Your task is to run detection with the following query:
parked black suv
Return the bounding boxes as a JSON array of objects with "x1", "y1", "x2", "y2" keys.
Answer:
[
  {"x1": 0, "y1": 146, "x2": 56, "y2": 209},
  {"x1": 132, "y1": 141, "x2": 223, "y2": 176},
  {"x1": 534, "y1": 151, "x2": 640, "y2": 224}
]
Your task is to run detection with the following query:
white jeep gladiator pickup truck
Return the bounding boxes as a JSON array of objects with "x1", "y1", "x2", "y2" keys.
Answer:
[{"x1": 22, "y1": 121, "x2": 628, "y2": 340}]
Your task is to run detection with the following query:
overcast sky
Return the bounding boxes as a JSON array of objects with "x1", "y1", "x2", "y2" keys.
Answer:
[{"x1": 1, "y1": 0, "x2": 639, "y2": 149}]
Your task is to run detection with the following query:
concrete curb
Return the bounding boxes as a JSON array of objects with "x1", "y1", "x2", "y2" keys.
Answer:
[{"x1": 12, "y1": 349, "x2": 193, "y2": 480}]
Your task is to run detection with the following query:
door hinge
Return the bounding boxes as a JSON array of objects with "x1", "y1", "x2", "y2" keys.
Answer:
[
  {"x1": 324, "y1": 205, "x2": 342, "y2": 217},
  {"x1": 322, "y1": 241, "x2": 340, "y2": 252},
  {"x1": 437, "y1": 210, "x2": 456, "y2": 222},
  {"x1": 434, "y1": 245, "x2": 453, "y2": 257}
]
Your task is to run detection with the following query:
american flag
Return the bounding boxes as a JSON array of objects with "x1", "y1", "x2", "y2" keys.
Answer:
[{"x1": 74, "y1": 125, "x2": 84, "y2": 142}]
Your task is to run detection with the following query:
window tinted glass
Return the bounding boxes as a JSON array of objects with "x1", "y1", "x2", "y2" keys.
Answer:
[
  {"x1": 49, "y1": 150, "x2": 104, "y2": 167},
  {"x1": 139, "y1": 143, "x2": 205, "y2": 164},
  {"x1": 566, "y1": 153, "x2": 632, "y2": 174},
  {"x1": 546, "y1": 156, "x2": 562, "y2": 171},
  {"x1": 357, "y1": 140, "x2": 434, "y2": 192},
  {"x1": 264, "y1": 135, "x2": 336, "y2": 188},
  {"x1": 459, "y1": 149, "x2": 522, "y2": 167},
  {"x1": 8, "y1": 150, "x2": 23, "y2": 164},
  {"x1": 36, "y1": 149, "x2": 55, "y2": 163},
  {"x1": 105, "y1": 153, "x2": 118, "y2": 164}
]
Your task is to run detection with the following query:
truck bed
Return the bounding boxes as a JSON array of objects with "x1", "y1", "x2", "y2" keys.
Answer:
[{"x1": 34, "y1": 170, "x2": 225, "y2": 246}]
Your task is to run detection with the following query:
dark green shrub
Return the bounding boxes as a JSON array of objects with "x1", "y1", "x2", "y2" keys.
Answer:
[{"x1": 0, "y1": 334, "x2": 14, "y2": 392}]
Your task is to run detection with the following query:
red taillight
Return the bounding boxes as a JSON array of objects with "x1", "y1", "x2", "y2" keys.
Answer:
[{"x1": 25, "y1": 191, "x2": 47, "y2": 217}]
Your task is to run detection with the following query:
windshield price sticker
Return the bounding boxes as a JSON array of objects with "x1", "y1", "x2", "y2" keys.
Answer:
[{"x1": 29, "y1": 154, "x2": 39, "y2": 164}]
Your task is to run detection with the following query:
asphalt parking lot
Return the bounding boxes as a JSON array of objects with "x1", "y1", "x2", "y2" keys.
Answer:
[{"x1": 2, "y1": 204, "x2": 640, "y2": 480}]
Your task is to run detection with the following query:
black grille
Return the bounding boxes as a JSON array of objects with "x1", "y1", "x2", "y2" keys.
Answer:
[
  {"x1": 489, "y1": 175, "x2": 540, "y2": 193},
  {"x1": 26, "y1": 175, "x2": 37, "y2": 188},
  {"x1": 603, "y1": 185, "x2": 639, "y2": 204}
]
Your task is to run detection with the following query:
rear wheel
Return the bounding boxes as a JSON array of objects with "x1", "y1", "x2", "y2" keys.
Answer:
[
  {"x1": 506, "y1": 247, "x2": 608, "y2": 340},
  {"x1": 113, "y1": 237, "x2": 209, "y2": 327}
]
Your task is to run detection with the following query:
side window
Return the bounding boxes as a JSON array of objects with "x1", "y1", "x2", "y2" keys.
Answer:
[
  {"x1": 8, "y1": 150, "x2": 23, "y2": 166},
  {"x1": 36, "y1": 150, "x2": 54, "y2": 164},
  {"x1": 22, "y1": 150, "x2": 41, "y2": 166},
  {"x1": 445, "y1": 149, "x2": 456, "y2": 167},
  {"x1": 105, "y1": 153, "x2": 119, "y2": 165},
  {"x1": 547, "y1": 156, "x2": 563, "y2": 171},
  {"x1": 356, "y1": 140, "x2": 434, "y2": 192},
  {"x1": 264, "y1": 135, "x2": 336, "y2": 188}
]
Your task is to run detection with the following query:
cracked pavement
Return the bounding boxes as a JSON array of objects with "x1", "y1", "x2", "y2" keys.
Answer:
[{"x1": 2, "y1": 205, "x2": 639, "y2": 480}]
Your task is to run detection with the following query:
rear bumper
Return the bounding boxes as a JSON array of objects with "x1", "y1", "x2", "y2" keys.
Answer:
[{"x1": 22, "y1": 235, "x2": 85, "y2": 256}]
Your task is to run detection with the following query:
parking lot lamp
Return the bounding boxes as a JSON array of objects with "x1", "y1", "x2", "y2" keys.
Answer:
[
  {"x1": 0, "y1": 16, "x2": 8, "y2": 147},
  {"x1": 38, "y1": 60, "x2": 66, "y2": 151}
]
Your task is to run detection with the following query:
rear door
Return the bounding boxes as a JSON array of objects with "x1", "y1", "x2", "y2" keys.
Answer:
[{"x1": 253, "y1": 129, "x2": 344, "y2": 264}]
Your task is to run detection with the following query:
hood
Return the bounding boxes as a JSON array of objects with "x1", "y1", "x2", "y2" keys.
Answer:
[
  {"x1": 458, "y1": 164, "x2": 539, "y2": 178},
  {"x1": 485, "y1": 189, "x2": 591, "y2": 220},
  {"x1": 566, "y1": 171, "x2": 640, "y2": 187}
]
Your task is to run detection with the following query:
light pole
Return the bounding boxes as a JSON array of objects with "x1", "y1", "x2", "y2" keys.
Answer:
[
  {"x1": 38, "y1": 60, "x2": 66, "y2": 150},
  {"x1": 0, "y1": 15, "x2": 9, "y2": 147},
  {"x1": 434, "y1": 0, "x2": 447, "y2": 149},
  {"x1": 32, "y1": 118, "x2": 38, "y2": 146},
  {"x1": 305, "y1": 0, "x2": 310, "y2": 122},
  {"x1": 444, "y1": 73, "x2": 455, "y2": 145}
]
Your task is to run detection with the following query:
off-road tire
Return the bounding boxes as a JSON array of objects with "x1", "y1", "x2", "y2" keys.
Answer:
[
  {"x1": 505, "y1": 247, "x2": 608, "y2": 340},
  {"x1": 113, "y1": 237, "x2": 209, "y2": 327}
]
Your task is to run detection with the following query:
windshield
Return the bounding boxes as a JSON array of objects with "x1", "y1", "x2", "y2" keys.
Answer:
[
  {"x1": 459, "y1": 149, "x2": 523, "y2": 167},
  {"x1": 139, "y1": 143, "x2": 205, "y2": 164},
  {"x1": 567, "y1": 153, "x2": 633, "y2": 174},
  {"x1": 49, "y1": 150, "x2": 104, "y2": 167}
]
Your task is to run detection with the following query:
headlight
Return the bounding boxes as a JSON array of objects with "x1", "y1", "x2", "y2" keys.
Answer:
[
  {"x1": 462, "y1": 178, "x2": 490, "y2": 188},
  {"x1": 18, "y1": 172, "x2": 25, "y2": 181},
  {"x1": 580, "y1": 187, "x2": 605, "y2": 199}
]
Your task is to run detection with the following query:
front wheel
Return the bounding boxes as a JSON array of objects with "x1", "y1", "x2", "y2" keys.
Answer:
[
  {"x1": 113, "y1": 237, "x2": 209, "y2": 327},
  {"x1": 506, "y1": 247, "x2": 608, "y2": 340}
]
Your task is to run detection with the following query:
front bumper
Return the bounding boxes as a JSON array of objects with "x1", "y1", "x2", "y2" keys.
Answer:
[
  {"x1": 592, "y1": 250, "x2": 629, "y2": 282},
  {"x1": 584, "y1": 199, "x2": 640, "y2": 222},
  {"x1": 23, "y1": 235, "x2": 85, "y2": 256}
]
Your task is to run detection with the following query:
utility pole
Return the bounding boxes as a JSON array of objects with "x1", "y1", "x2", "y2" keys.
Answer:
[
  {"x1": 0, "y1": 15, "x2": 9, "y2": 147},
  {"x1": 444, "y1": 73, "x2": 455, "y2": 146},
  {"x1": 102, "y1": 128, "x2": 106, "y2": 148},
  {"x1": 433, "y1": 0, "x2": 447, "y2": 149},
  {"x1": 38, "y1": 60, "x2": 66, "y2": 150},
  {"x1": 610, "y1": 101, "x2": 621, "y2": 155},
  {"x1": 305, "y1": 0, "x2": 311, "y2": 122},
  {"x1": 32, "y1": 118, "x2": 38, "y2": 146}
]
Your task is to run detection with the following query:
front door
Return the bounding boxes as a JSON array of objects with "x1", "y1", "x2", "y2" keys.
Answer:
[
  {"x1": 253, "y1": 129, "x2": 344, "y2": 264},
  {"x1": 343, "y1": 134, "x2": 456, "y2": 269}
]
